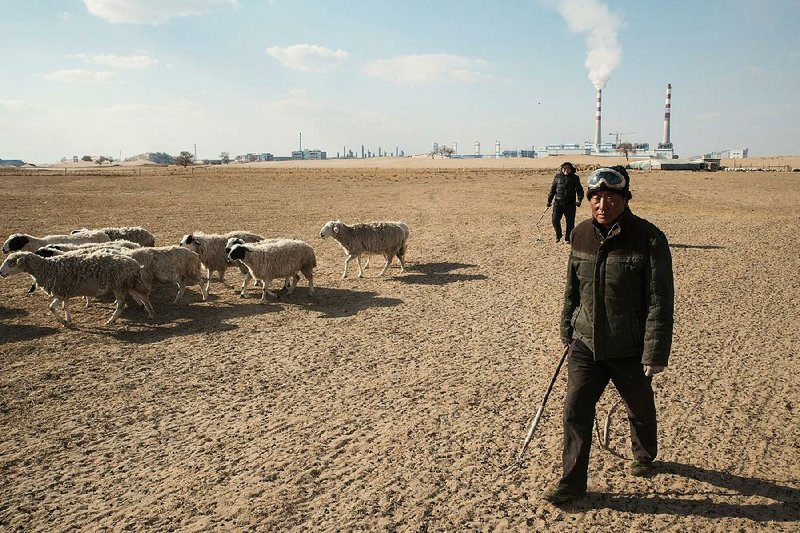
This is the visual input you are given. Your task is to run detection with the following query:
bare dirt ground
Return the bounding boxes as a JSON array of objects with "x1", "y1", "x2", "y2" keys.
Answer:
[{"x1": 1, "y1": 165, "x2": 798, "y2": 531}]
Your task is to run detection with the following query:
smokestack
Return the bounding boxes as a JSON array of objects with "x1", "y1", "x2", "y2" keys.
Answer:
[
  {"x1": 661, "y1": 83, "x2": 672, "y2": 148},
  {"x1": 593, "y1": 88, "x2": 602, "y2": 153}
]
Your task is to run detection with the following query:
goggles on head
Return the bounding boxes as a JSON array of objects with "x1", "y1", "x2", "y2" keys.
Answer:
[{"x1": 587, "y1": 168, "x2": 627, "y2": 191}]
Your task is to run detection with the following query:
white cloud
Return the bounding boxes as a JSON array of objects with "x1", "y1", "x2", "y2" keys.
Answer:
[
  {"x1": 0, "y1": 99, "x2": 33, "y2": 112},
  {"x1": 362, "y1": 54, "x2": 491, "y2": 85},
  {"x1": 267, "y1": 44, "x2": 349, "y2": 72},
  {"x1": 68, "y1": 53, "x2": 158, "y2": 69},
  {"x1": 84, "y1": 0, "x2": 239, "y2": 25},
  {"x1": 43, "y1": 69, "x2": 116, "y2": 83}
]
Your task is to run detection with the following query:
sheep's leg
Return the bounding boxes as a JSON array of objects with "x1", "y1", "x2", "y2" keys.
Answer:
[
  {"x1": 379, "y1": 254, "x2": 393, "y2": 276},
  {"x1": 259, "y1": 278, "x2": 277, "y2": 304},
  {"x1": 363, "y1": 254, "x2": 370, "y2": 269},
  {"x1": 49, "y1": 298, "x2": 67, "y2": 325},
  {"x1": 62, "y1": 298, "x2": 73, "y2": 325},
  {"x1": 106, "y1": 298, "x2": 126, "y2": 325},
  {"x1": 343, "y1": 255, "x2": 356, "y2": 278},
  {"x1": 173, "y1": 282, "x2": 186, "y2": 304},
  {"x1": 199, "y1": 280, "x2": 208, "y2": 301},
  {"x1": 301, "y1": 266, "x2": 314, "y2": 296},
  {"x1": 218, "y1": 270, "x2": 232, "y2": 288},
  {"x1": 240, "y1": 272, "x2": 250, "y2": 297},
  {"x1": 397, "y1": 254, "x2": 406, "y2": 273},
  {"x1": 84, "y1": 296, "x2": 91, "y2": 307},
  {"x1": 27, "y1": 279, "x2": 37, "y2": 295},
  {"x1": 286, "y1": 275, "x2": 297, "y2": 295},
  {"x1": 128, "y1": 289, "x2": 155, "y2": 319}
]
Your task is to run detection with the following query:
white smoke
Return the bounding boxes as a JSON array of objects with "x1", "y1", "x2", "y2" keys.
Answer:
[{"x1": 555, "y1": 0, "x2": 623, "y2": 89}]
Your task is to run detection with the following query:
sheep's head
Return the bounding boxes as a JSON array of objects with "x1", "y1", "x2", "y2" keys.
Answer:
[
  {"x1": 228, "y1": 244, "x2": 247, "y2": 261},
  {"x1": 0, "y1": 252, "x2": 30, "y2": 277},
  {"x1": 71, "y1": 228, "x2": 90, "y2": 234},
  {"x1": 224, "y1": 237, "x2": 245, "y2": 255},
  {"x1": 319, "y1": 220, "x2": 340, "y2": 238},
  {"x1": 3, "y1": 234, "x2": 30, "y2": 254},
  {"x1": 179, "y1": 234, "x2": 201, "y2": 251},
  {"x1": 35, "y1": 247, "x2": 60, "y2": 258}
]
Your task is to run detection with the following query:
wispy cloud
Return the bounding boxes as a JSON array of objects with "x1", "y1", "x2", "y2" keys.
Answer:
[
  {"x1": 43, "y1": 69, "x2": 116, "y2": 83},
  {"x1": 83, "y1": 0, "x2": 239, "y2": 25},
  {"x1": 266, "y1": 44, "x2": 348, "y2": 72},
  {"x1": 0, "y1": 99, "x2": 33, "y2": 112},
  {"x1": 362, "y1": 54, "x2": 491, "y2": 85},
  {"x1": 68, "y1": 53, "x2": 159, "y2": 69}
]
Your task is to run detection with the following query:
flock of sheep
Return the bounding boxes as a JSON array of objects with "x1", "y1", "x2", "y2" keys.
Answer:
[{"x1": 0, "y1": 221, "x2": 410, "y2": 327}]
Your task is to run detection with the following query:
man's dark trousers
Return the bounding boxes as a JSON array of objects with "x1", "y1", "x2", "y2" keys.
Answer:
[
  {"x1": 558, "y1": 339, "x2": 658, "y2": 491},
  {"x1": 552, "y1": 201, "x2": 576, "y2": 241}
]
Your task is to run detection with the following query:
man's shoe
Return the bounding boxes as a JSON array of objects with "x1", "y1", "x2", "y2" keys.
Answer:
[
  {"x1": 629, "y1": 460, "x2": 655, "y2": 477},
  {"x1": 542, "y1": 485, "x2": 586, "y2": 504}
]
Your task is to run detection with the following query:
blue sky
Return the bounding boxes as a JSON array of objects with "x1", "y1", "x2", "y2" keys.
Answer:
[{"x1": 1, "y1": 0, "x2": 798, "y2": 163}]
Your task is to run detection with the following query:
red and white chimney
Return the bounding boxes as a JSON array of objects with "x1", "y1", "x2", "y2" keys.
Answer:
[
  {"x1": 594, "y1": 88, "x2": 602, "y2": 153},
  {"x1": 661, "y1": 83, "x2": 672, "y2": 148}
]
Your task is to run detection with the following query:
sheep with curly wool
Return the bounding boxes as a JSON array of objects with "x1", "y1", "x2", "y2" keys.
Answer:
[
  {"x1": 29, "y1": 240, "x2": 143, "y2": 295},
  {"x1": 227, "y1": 239, "x2": 316, "y2": 303},
  {"x1": 72, "y1": 227, "x2": 156, "y2": 247},
  {"x1": 224, "y1": 236, "x2": 296, "y2": 297},
  {"x1": 2, "y1": 230, "x2": 111, "y2": 254},
  {"x1": 179, "y1": 231, "x2": 264, "y2": 293},
  {"x1": 122, "y1": 246, "x2": 208, "y2": 303},
  {"x1": 0, "y1": 250, "x2": 154, "y2": 326},
  {"x1": 319, "y1": 220, "x2": 408, "y2": 278}
]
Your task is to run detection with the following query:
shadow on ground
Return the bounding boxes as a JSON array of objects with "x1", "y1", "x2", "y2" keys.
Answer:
[
  {"x1": 578, "y1": 462, "x2": 800, "y2": 522},
  {"x1": 670, "y1": 243, "x2": 726, "y2": 250},
  {"x1": 395, "y1": 262, "x2": 487, "y2": 285},
  {"x1": 0, "y1": 322, "x2": 60, "y2": 344},
  {"x1": 75, "y1": 282, "x2": 404, "y2": 342}
]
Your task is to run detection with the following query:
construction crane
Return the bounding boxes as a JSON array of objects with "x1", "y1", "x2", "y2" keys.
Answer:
[{"x1": 608, "y1": 131, "x2": 636, "y2": 146}]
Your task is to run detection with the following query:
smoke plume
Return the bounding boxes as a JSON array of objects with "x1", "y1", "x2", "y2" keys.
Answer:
[{"x1": 555, "y1": 0, "x2": 623, "y2": 89}]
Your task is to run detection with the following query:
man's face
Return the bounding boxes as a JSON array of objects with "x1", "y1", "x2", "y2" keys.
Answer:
[
  {"x1": 589, "y1": 190, "x2": 627, "y2": 228},
  {"x1": 561, "y1": 166, "x2": 572, "y2": 175}
]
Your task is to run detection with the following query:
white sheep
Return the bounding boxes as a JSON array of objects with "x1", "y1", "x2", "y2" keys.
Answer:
[
  {"x1": 319, "y1": 220, "x2": 408, "y2": 278},
  {"x1": 0, "y1": 250, "x2": 154, "y2": 326},
  {"x1": 123, "y1": 246, "x2": 208, "y2": 304},
  {"x1": 227, "y1": 240, "x2": 316, "y2": 303},
  {"x1": 224, "y1": 236, "x2": 295, "y2": 297},
  {"x1": 2, "y1": 230, "x2": 111, "y2": 254},
  {"x1": 29, "y1": 240, "x2": 143, "y2": 296},
  {"x1": 179, "y1": 231, "x2": 264, "y2": 293},
  {"x1": 73, "y1": 227, "x2": 156, "y2": 247}
]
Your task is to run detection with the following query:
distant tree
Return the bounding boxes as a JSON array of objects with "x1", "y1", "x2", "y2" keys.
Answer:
[
  {"x1": 220, "y1": 151, "x2": 230, "y2": 164},
  {"x1": 95, "y1": 156, "x2": 113, "y2": 165},
  {"x1": 81, "y1": 155, "x2": 93, "y2": 162},
  {"x1": 175, "y1": 151, "x2": 195, "y2": 167},
  {"x1": 618, "y1": 143, "x2": 637, "y2": 161},
  {"x1": 438, "y1": 146, "x2": 455, "y2": 158}
]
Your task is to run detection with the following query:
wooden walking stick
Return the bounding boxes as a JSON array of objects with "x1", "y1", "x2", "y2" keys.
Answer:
[
  {"x1": 535, "y1": 205, "x2": 551, "y2": 242},
  {"x1": 508, "y1": 344, "x2": 570, "y2": 471}
]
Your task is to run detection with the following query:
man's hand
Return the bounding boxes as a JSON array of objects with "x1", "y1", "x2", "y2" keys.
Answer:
[
  {"x1": 576, "y1": 201, "x2": 581, "y2": 207},
  {"x1": 547, "y1": 202, "x2": 552, "y2": 208},
  {"x1": 644, "y1": 365, "x2": 665, "y2": 377}
]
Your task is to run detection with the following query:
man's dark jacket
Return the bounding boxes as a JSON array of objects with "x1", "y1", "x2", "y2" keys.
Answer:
[
  {"x1": 560, "y1": 208, "x2": 674, "y2": 366},
  {"x1": 547, "y1": 172, "x2": 584, "y2": 206}
]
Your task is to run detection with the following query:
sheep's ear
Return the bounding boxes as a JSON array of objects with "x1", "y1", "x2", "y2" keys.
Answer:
[
  {"x1": 333, "y1": 223, "x2": 340, "y2": 233},
  {"x1": 193, "y1": 237, "x2": 203, "y2": 246}
]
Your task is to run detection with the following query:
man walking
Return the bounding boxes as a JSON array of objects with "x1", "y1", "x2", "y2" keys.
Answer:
[
  {"x1": 543, "y1": 166, "x2": 674, "y2": 504},
  {"x1": 547, "y1": 162, "x2": 584, "y2": 243}
]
